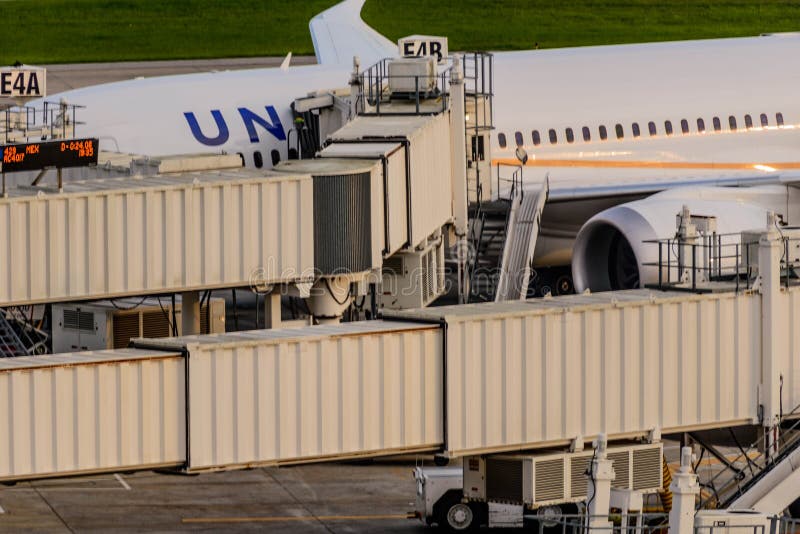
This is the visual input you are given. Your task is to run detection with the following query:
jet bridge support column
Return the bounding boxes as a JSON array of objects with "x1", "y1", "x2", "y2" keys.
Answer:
[
  {"x1": 449, "y1": 56, "x2": 470, "y2": 303},
  {"x1": 669, "y1": 447, "x2": 700, "y2": 534},
  {"x1": 586, "y1": 434, "x2": 614, "y2": 531},
  {"x1": 758, "y1": 213, "x2": 784, "y2": 458}
]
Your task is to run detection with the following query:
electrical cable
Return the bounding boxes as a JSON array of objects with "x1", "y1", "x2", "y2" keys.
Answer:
[
  {"x1": 324, "y1": 278, "x2": 350, "y2": 306},
  {"x1": 109, "y1": 295, "x2": 148, "y2": 310}
]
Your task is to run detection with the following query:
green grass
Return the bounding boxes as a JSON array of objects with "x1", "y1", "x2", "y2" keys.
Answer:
[
  {"x1": 1, "y1": 0, "x2": 800, "y2": 64},
  {"x1": 0, "y1": 0, "x2": 337, "y2": 64},
  {"x1": 363, "y1": 0, "x2": 800, "y2": 51}
]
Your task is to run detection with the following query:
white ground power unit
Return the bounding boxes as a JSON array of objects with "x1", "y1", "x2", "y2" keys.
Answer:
[
  {"x1": 463, "y1": 442, "x2": 663, "y2": 506},
  {"x1": 52, "y1": 297, "x2": 226, "y2": 353},
  {"x1": 413, "y1": 442, "x2": 663, "y2": 531}
]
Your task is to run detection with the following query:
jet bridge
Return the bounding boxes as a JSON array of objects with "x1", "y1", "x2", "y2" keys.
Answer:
[{"x1": 3, "y1": 224, "x2": 800, "y2": 509}]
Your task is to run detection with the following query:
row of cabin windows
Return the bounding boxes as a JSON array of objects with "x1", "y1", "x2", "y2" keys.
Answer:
[
  {"x1": 498, "y1": 112, "x2": 786, "y2": 148},
  {"x1": 244, "y1": 149, "x2": 283, "y2": 168}
]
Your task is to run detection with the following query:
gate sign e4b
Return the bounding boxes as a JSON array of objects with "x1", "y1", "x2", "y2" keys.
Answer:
[
  {"x1": 0, "y1": 67, "x2": 46, "y2": 99},
  {"x1": 398, "y1": 35, "x2": 449, "y2": 63}
]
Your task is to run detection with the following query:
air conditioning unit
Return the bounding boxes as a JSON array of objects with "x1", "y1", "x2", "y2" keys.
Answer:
[
  {"x1": 380, "y1": 240, "x2": 445, "y2": 310},
  {"x1": 387, "y1": 57, "x2": 437, "y2": 95},
  {"x1": 52, "y1": 296, "x2": 225, "y2": 353},
  {"x1": 463, "y1": 442, "x2": 663, "y2": 507},
  {"x1": 694, "y1": 510, "x2": 770, "y2": 534}
]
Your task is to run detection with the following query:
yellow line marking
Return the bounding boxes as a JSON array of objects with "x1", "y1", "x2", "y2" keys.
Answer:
[{"x1": 182, "y1": 513, "x2": 408, "y2": 524}]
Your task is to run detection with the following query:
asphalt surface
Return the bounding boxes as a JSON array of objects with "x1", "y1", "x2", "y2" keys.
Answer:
[
  {"x1": 0, "y1": 459, "x2": 431, "y2": 533},
  {"x1": 42, "y1": 56, "x2": 317, "y2": 93}
]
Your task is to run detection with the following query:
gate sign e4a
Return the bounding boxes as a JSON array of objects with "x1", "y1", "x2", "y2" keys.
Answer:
[{"x1": 0, "y1": 67, "x2": 46, "y2": 99}]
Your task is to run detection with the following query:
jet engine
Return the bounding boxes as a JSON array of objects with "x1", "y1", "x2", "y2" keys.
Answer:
[{"x1": 571, "y1": 186, "x2": 786, "y2": 293}]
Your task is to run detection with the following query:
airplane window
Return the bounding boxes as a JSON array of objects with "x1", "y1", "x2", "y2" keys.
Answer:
[
  {"x1": 729, "y1": 116, "x2": 737, "y2": 131},
  {"x1": 549, "y1": 129, "x2": 558, "y2": 144},
  {"x1": 566, "y1": 128, "x2": 575, "y2": 143},
  {"x1": 664, "y1": 121, "x2": 673, "y2": 136},
  {"x1": 680, "y1": 119, "x2": 689, "y2": 134},
  {"x1": 599, "y1": 125, "x2": 608, "y2": 141},
  {"x1": 615, "y1": 124, "x2": 624, "y2": 139},
  {"x1": 777, "y1": 112, "x2": 785, "y2": 126},
  {"x1": 532, "y1": 130, "x2": 541, "y2": 146},
  {"x1": 648, "y1": 122, "x2": 657, "y2": 136},
  {"x1": 253, "y1": 151, "x2": 263, "y2": 168},
  {"x1": 236, "y1": 152, "x2": 245, "y2": 166},
  {"x1": 582, "y1": 126, "x2": 591, "y2": 141},
  {"x1": 697, "y1": 118, "x2": 705, "y2": 133},
  {"x1": 632, "y1": 123, "x2": 640, "y2": 138},
  {"x1": 498, "y1": 133, "x2": 507, "y2": 148},
  {"x1": 744, "y1": 115, "x2": 753, "y2": 130},
  {"x1": 760, "y1": 113, "x2": 768, "y2": 127},
  {"x1": 271, "y1": 149, "x2": 281, "y2": 166},
  {"x1": 515, "y1": 131, "x2": 524, "y2": 147},
  {"x1": 713, "y1": 117, "x2": 721, "y2": 132}
]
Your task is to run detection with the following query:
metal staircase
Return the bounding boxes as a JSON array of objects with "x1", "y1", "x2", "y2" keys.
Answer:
[
  {"x1": 494, "y1": 179, "x2": 548, "y2": 301},
  {"x1": 695, "y1": 418, "x2": 800, "y2": 514},
  {"x1": 0, "y1": 307, "x2": 49, "y2": 357},
  {"x1": 468, "y1": 198, "x2": 512, "y2": 301}
]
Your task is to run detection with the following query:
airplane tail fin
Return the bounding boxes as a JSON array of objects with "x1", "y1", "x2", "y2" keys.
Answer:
[{"x1": 309, "y1": 0, "x2": 397, "y2": 66}]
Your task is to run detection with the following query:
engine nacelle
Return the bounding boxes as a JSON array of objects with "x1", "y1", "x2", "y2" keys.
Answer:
[{"x1": 572, "y1": 186, "x2": 785, "y2": 293}]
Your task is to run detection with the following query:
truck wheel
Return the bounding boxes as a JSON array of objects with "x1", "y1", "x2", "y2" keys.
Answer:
[
  {"x1": 445, "y1": 501, "x2": 478, "y2": 532},
  {"x1": 434, "y1": 454, "x2": 450, "y2": 466},
  {"x1": 434, "y1": 490, "x2": 479, "y2": 532}
]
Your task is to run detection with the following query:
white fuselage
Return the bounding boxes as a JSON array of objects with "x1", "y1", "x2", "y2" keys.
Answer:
[
  {"x1": 490, "y1": 34, "x2": 800, "y2": 191},
  {"x1": 57, "y1": 33, "x2": 800, "y2": 190}
]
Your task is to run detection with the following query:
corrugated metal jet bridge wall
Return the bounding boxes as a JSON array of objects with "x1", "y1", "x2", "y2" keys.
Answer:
[
  {"x1": 4, "y1": 285, "x2": 797, "y2": 482},
  {"x1": 0, "y1": 170, "x2": 314, "y2": 306}
]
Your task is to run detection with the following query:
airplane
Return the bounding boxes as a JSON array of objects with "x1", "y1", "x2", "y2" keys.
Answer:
[{"x1": 38, "y1": 0, "x2": 800, "y2": 296}]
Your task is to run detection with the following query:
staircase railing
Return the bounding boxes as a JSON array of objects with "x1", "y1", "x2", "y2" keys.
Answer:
[{"x1": 696, "y1": 415, "x2": 800, "y2": 509}]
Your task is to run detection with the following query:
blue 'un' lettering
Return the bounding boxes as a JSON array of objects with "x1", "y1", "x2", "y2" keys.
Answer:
[
  {"x1": 184, "y1": 110, "x2": 230, "y2": 146},
  {"x1": 238, "y1": 106, "x2": 286, "y2": 142}
]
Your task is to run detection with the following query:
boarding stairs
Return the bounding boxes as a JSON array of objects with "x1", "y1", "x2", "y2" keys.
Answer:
[
  {"x1": 0, "y1": 307, "x2": 48, "y2": 357},
  {"x1": 494, "y1": 179, "x2": 549, "y2": 301},
  {"x1": 694, "y1": 419, "x2": 800, "y2": 514},
  {"x1": 468, "y1": 198, "x2": 512, "y2": 301}
]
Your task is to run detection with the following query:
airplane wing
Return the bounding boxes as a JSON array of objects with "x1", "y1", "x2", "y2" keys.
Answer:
[
  {"x1": 546, "y1": 172, "x2": 799, "y2": 202},
  {"x1": 309, "y1": 0, "x2": 397, "y2": 67}
]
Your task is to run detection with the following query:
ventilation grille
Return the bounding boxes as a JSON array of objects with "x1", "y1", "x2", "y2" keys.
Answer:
[
  {"x1": 534, "y1": 458, "x2": 565, "y2": 503},
  {"x1": 112, "y1": 313, "x2": 140, "y2": 349},
  {"x1": 313, "y1": 172, "x2": 372, "y2": 274},
  {"x1": 63, "y1": 309, "x2": 94, "y2": 332},
  {"x1": 201, "y1": 307, "x2": 210, "y2": 334},
  {"x1": 142, "y1": 311, "x2": 171, "y2": 340},
  {"x1": 486, "y1": 458, "x2": 523, "y2": 503},
  {"x1": 570, "y1": 455, "x2": 592, "y2": 498},
  {"x1": 422, "y1": 249, "x2": 434, "y2": 303},
  {"x1": 382, "y1": 255, "x2": 404, "y2": 276},
  {"x1": 633, "y1": 448, "x2": 662, "y2": 490},
  {"x1": 609, "y1": 451, "x2": 630, "y2": 489}
]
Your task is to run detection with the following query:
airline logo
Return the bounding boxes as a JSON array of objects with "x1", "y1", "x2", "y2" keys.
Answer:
[{"x1": 184, "y1": 105, "x2": 286, "y2": 146}]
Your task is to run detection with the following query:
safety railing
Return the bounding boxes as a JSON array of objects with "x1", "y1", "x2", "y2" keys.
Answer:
[
  {"x1": 644, "y1": 233, "x2": 800, "y2": 293},
  {"x1": 2, "y1": 100, "x2": 85, "y2": 144},
  {"x1": 527, "y1": 513, "x2": 669, "y2": 534},
  {"x1": 357, "y1": 57, "x2": 451, "y2": 116},
  {"x1": 696, "y1": 412, "x2": 800, "y2": 509}
]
